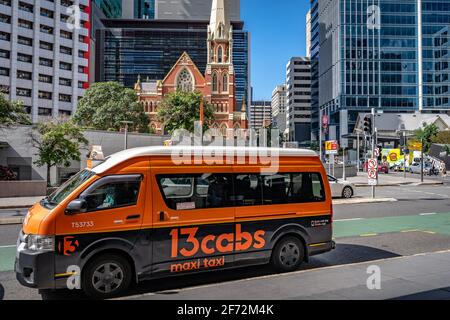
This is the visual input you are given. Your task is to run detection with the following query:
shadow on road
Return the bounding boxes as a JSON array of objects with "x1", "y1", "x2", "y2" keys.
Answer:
[
  {"x1": 41, "y1": 243, "x2": 400, "y2": 300},
  {"x1": 0, "y1": 283, "x2": 4, "y2": 300},
  {"x1": 392, "y1": 287, "x2": 450, "y2": 300}
]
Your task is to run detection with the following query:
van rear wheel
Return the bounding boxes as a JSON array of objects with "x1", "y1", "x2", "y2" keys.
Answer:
[
  {"x1": 82, "y1": 254, "x2": 132, "y2": 300},
  {"x1": 271, "y1": 236, "x2": 304, "y2": 272}
]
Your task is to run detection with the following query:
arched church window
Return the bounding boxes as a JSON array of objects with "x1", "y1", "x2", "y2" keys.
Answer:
[
  {"x1": 222, "y1": 73, "x2": 228, "y2": 92},
  {"x1": 212, "y1": 72, "x2": 218, "y2": 92},
  {"x1": 220, "y1": 123, "x2": 228, "y2": 136},
  {"x1": 177, "y1": 69, "x2": 194, "y2": 92},
  {"x1": 218, "y1": 46, "x2": 223, "y2": 63}
]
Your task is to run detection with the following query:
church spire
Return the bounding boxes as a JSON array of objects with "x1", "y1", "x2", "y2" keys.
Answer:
[{"x1": 209, "y1": 0, "x2": 231, "y2": 40}]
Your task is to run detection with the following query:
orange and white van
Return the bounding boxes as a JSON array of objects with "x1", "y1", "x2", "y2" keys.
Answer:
[{"x1": 16, "y1": 146, "x2": 334, "y2": 299}]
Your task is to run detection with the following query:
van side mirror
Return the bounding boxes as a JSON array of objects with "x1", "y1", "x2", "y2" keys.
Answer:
[{"x1": 65, "y1": 199, "x2": 87, "y2": 215}]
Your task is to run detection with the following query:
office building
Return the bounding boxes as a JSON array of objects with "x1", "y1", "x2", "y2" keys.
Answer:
[
  {"x1": 286, "y1": 57, "x2": 312, "y2": 143},
  {"x1": 249, "y1": 100, "x2": 272, "y2": 130},
  {"x1": 155, "y1": 0, "x2": 240, "y2": 21},
  {"x1": 94, "y1": 0, "x2": 122, "y2": 18},
  {"x1": 271, "y1": 85, "x2": 287, "y2": 134},
  {"x1": 306, "y1": 9, "x2": 311, "y2": 58},
  {"x1": 317, "y1": 0, "x2": 450, "y2": 147},
  {"x1": 309, "y1": 0, "x2": 320, "y2": 141},
  {"x1": 0, "y1": 0, "x2": 90, "y2": 123},
  {"x1": 95, "y1": 18, "x2": 250, "y2": 111},
  {"x1": 122, "y1": 0, "x2": 155, "y2": 19}
]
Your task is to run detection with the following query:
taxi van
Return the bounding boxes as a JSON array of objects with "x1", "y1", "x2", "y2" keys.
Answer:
[{"x1": 16, "y1": 146, "x2": 334, "y2": 299}]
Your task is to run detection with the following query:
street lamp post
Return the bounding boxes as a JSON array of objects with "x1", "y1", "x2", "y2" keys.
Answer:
[{"x1": 120, "y1": 121, "x2": 134, "y2": 150}]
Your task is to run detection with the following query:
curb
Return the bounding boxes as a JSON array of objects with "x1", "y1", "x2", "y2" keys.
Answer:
[
  {"x1": 0, "y1": 217, "x2": 24, "y2": 225},
  {"x1": 354, "y1": 182, "x2": 444, "y2": 187},
  {"x1": 333, "y1": 197, "x2": 397, "y2": 205}
]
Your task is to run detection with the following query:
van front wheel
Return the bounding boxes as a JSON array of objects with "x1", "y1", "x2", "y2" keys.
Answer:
[
  {"x1": 271, "y1": 236, "x2": 304, "y2": 272},
  {"x1": 82, "y1": 254, "x2": 132, "y2": 300}
]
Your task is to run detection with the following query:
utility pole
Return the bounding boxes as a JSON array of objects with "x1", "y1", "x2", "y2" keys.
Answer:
[{"x1": 120, "y1": 121, "x2": 133, "y2": 150}]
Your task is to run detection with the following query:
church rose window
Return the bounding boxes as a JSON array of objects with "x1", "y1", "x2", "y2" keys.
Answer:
[{"x1": 177, "y1": 69, "x2": 194, "y2": 92}]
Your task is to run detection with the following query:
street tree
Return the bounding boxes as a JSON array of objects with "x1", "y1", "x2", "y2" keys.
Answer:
[
  {"x1": 0, "y1": 93, "x2": 30, "y2": 126},
  {"x1": 415, "y1": 123, "x2": 439, "y2": 153},
  {"x1": 74, "y1": 82, "x2": 149, "y2": 133},
  {"x1": 432, "y1": 130, "x2": 450, "y2": 145},
  {"x1": 157, "y1": 90, "x2": 214, "y2": 135},
  {"x1": 31, "y1": 121, "x2": 88, "y2": 186}
]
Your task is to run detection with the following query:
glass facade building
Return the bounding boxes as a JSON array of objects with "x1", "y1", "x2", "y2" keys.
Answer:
[
  {"x1": 95, "y1": 20, "x2": 250, "y2": 109},
  {"x1": 94, "y1": 0, "x2": 122, "y2": 18},
  {"x1": 135, "y1": 0, "x2": 155, "y2": 19},
  {"x1": 316, "y1": 0, "x2": 450, "y2": 144}
]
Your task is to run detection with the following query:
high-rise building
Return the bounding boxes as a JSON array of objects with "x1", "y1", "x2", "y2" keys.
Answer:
[
  {"x1": 286, "y1": 57, "x2": 312, "y2": 143},
  {"x1": 309, "y1": 0, "x2": 320, "y2": 141},
  {"x1": 305, "y1": 9, "x2": 312, "y2": 58},
  {"x1": 316, "y1": 0, "x2": 450, "y2": 147},
  {"x1": 95, "y1": 18, "x2": 250, "y2": 110},
  {"x1": 121, "y1": 0, "x2": 155, "y2": 19},
  {"x1": 94, "y1": 0, "x2": 122, "y2": 18},
  {"x1": 155, "y1": 0, "x2": 240, "y2": 21},
  {"x1": 249, "y1": 100, "x2": 272, "y2": 130},
  {"x1": 0, "y1": 0, "x2": 90, "y2": 123},
  {"x1": 271, "y1": 85, "x2": 287, "y2": 134}
]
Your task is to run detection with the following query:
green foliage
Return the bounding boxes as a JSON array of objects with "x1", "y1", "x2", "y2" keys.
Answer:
[
  {"x1": 157, "y1": 90, "x2": 214, "y2": 134},
  {"x1": 74, "y1": 82, "x2": 149, "y2": 133},
  {"x1": 415, "y1": 123, "x2": 439, "y2": 152},
  {"x1": 0, "y1": 93, "x2": 31, "y2": 126},
  {"x1": 432, "y1": 130, "x2": 450, "y2": 145},
  {"x1": 31, "y1": 121, "x2": 88, "y2": 185}
]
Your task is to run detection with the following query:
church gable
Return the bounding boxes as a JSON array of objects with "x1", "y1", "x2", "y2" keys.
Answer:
[{"x1": 162, "y1": 52, "x2": 206, "y2": 90}]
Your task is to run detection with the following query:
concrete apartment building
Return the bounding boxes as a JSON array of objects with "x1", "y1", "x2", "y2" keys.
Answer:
[
  {"x1": 0, "y1": 0, "x2": 90, "y2": 123},
  {"x1": 271, "y1": 84, "x2": 287, "y2": 134},
  {"x1": 249, "y1": 100, "x2": 272, "y2": 130},
  {"x1": 286, "y1": 57, "x2": 312, "y2": 144}
]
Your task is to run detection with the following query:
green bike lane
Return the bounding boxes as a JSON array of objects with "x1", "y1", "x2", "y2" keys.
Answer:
[{"x1": 1, "y1": 212, "x2": 450, "y2": 273}]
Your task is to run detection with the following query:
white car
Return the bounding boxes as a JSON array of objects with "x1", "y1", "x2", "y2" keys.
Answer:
[
  {"x1": 327, "y1": 175, "x2": 355, "y2": 199},
  {"x1": 409, "y1": 162, "x2": 431, "y2": 174}
]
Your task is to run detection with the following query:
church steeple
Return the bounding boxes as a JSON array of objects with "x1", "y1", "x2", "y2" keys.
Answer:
[{"x1": 209, "y1": 0, "x2": 231, "y2": 41}]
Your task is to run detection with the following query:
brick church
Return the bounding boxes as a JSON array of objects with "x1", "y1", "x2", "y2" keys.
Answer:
[{"x1": 134, "y1": 0, "x2": 248, "y2": 136}]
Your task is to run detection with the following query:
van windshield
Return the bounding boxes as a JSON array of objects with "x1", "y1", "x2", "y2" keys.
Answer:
[{"x1": 42, "y1": 170, "x2": 95, "y2": 209}]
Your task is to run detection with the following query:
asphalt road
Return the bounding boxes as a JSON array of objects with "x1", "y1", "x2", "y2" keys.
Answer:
[{"x1": 1, "y1": 183, "x2": 450, "y2": 300}]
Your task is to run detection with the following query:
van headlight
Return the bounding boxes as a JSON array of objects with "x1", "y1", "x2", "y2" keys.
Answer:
[{"x1": 26, "y1": 235, "x2": 55, "y2": 251}]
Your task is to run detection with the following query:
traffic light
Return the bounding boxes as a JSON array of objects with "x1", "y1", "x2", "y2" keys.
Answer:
[{"x1": 363, "y1": 115, "x2": 373, "y2": 135}]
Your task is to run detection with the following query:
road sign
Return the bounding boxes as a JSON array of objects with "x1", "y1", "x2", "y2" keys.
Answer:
[
  {"x1": 368, "y1": 158, "x2": 378, "y2": 185},
  {"x1": 325, "y1": 140, "x2": 339, "y2": 155},
  {"x1": 374, "y1": 148, "x2": 380, "y2": 158}
]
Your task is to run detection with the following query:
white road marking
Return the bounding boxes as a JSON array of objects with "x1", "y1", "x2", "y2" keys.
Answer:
[
  {"x1": 0, "y1": 245, "x2": 15, "y2": 249},
  {"x1": 420, "y1": 213, "x2": 437, "y2": 216},
  {"x1": 334, "y1": 218, "x2": 364, "y2": 222}
]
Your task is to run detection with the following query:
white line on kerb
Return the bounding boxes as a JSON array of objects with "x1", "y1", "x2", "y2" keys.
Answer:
[
  {"x1": 420, "y1": 213, "x2": 437, "y2": 216},
  {"x1": 334, "y1": 218, "x2": 364, "y2": 222},
  {"x1": 0, "y1": 245, "x2": 15, "y2": 249}
]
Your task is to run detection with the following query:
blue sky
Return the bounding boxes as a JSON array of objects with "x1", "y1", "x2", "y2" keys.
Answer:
[{"x1": 241, "y1": 0, "x2": 310, "y2": 100}]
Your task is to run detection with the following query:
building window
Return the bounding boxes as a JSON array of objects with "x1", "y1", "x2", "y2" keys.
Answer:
[
  {"x1": 40, "y1": 8, "x2": 54, "y2": 19},
  {"x1": 0, "y1": 49, "x2": 9, "y2": 59},
  {"x1": 18, "y1": 1, "x2": 33, "y2": 13},
  {"x1": 176, "y1": 69, "x2": 194, "y2": 92},
  {"x1": 222, "y1": 73, "x2": 228, "y2": 92},
  {"x1": 38, "y1": 108, "x2": 52, "y2": 116},
  {"x1": 39, "y1": 58, "x2": 53, "y2": 67},
  {"x1": 38, "y1": 91, "x2": 52, "y2": 100},
  {"x1": 0, "y1": 67, "x2": 9, "y2": 76},
  {"x1": 212, "y1": 72, "x2": 218, "y2": 93},
  {"x1": 18, "y1": 36, "x2": 32, "y2": 46},
  {"x1": 40, "y1": 41, "x2": 53, "y2": 51},
  {"x1": 17, "y1": 53, "x2": 32, "y2": 63},
  {"x1": 0, "y1": 13, "x2": 11, "y2": 24},
  {"x1": 16, "y1": 88, "x2": 31, "y2": 97},
  {"x1": 218, "y1": 46, "x2": 223, "y2": 63},
  {"x1": 17, "y1": 70, "x2": 32, "y2": 80},
  {"x1": 39, "y1": 74, "x2": 52, "y2": 83},
  {"x1": 60, "y1": 62, "x2": 72, "y2": 71},
  {"x1": 18, "y1": 19, "x2": 33, "y2": 29},
  {"x1": 0, "y1": 31, "x2": 10, "y2": 41},
  {"x1": 59, "y1": 94, "x2": 71, "y2": 103},
  {"x1": 59, "y1": 78, "x2": 72, "y2": 86},
  {"x1": 60, "y1": 30, "x2": 72, "y2": 40},
  {"x1": 60, "y1": 46, "x2": 72, "y2": 55},
  {"x1": 40, "y1": 24, "x2": 53, "y2": 34}
]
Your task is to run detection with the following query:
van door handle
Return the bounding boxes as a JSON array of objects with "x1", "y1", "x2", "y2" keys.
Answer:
[{"x1": 126, "y1": 214, "x2": 141, "y2": 221}]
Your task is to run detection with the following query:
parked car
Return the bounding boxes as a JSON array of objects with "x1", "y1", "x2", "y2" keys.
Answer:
[
  {"x1": 409, "y1": 162, "x2": 432, "y2": 174},
  {"x1": 363, "y1": 161, "x2": 389, "y2": 174},
  {"x1": 327, "y1": 175, "x2": 355, "y2": 199}
]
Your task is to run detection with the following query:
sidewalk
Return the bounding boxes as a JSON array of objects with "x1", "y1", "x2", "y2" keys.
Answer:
[
  {"x1": 123, "y1": 250, "x2": 450, "y2": 300},
  {"x1": 346, "y1": 172, "x2": 443, "y2": 187},
  {"x1": 0, "y1": 196, "x2": 44, "y2": 210}
]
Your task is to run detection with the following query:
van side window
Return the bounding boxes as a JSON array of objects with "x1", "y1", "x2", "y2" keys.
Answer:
[
  {"x1": 81, "y1": 175, "x2": 141, "y2": 212},
  {"x1": 158, "y1": 174, "x2": 234, "y2": 210},
  {"x1": 233, "y1": 174, "x2": 263, "y2": 206},
  {"x1": 235, "y1": 173, "x2": 325, "y2": 206}
]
